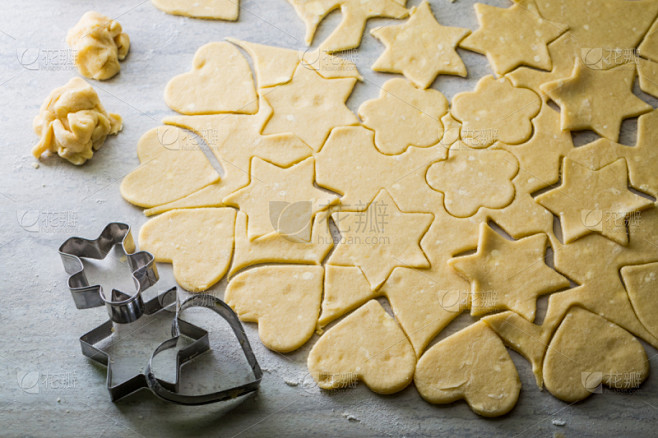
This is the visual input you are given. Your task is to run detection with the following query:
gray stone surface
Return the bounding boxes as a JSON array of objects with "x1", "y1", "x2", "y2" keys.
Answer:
[{"x1": 0, "y1": 0, "x2": 657, "y2": 436}]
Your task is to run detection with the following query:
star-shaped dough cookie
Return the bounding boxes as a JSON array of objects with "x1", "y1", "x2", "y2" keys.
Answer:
[
  {"x1": 224, "y1": 157, "x2": 337, "y2": 241},
  {"x1": 287, "y1": 0, "x2": 409, "y2": 53},
  {"x1": 371, "y1": 1, "x2": 470, "y2": 89},
  {"x1": 536, "y1": 158, "x2": 654, "y2": 245},
  {"x1": 449, "y1": 223, "x2": 569, "y2": 321},
  {"x1": 540, "y1": 59, "x2": 652, "y2": 141},
  {"x1": 261, "y1": 64, "x2": 358, "y2": 151},
  {"x1": 460, "y1": 3, "x2": 567, "y2": 76},
  {"x1": 328, "y1": 189, "x2": 433, "y2": 289}
]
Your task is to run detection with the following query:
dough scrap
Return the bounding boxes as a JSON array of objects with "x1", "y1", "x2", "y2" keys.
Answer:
[
  {"x1": 230, "y1": 210, "x2": 334, "y2": 276},
  {"x1": 142, "y1": 101, "x2": 313, "y2": 215},
  {"x1": 426, "y1": 143, "x2": 518, "y2": 218},
  {"x1": 637, "y1": 58, "x2": 658, "y2": 99},
  {"x1": 318, "y1": 265, "x2": 379, "y2": 328},
  {"x1": 152, "y1": 0, "x2": 239, "y2": 21},
  {"x1": 460, "y1": 3, "x2": 567, "y2": 76},
  {"x1": 451, "y1": 76, "x2": 541, "y2": 148},
  {"x1": 224, "y1": 157, "x2": 337, "y2": 241},
  {"x1": 415, "y1": 321, "x2": 521, "y2": 417},
  {"x1": 540, "y1": 59, "x2": 651, "y2": 141},
  {"x1": 638, "y1": 18, "x2": 658, "y2": 63},
  {"x1": 449, "y1": 223, "x2": 569, "y2": 321},
  {"x1": 543, "y1": 306, "x2": 649, "y2": 403},
  {"x1": 164, "y1": 42, "x2": 258, "y2": 115},
  {"x1": 261, "y1": 64, "x2": 358, "y2": 151},
  {"x1": 227, "y1": 38, "x2": 363, "y2": 87},
  {"x1": 315, "y1": 125, "x2": 446, "y2": 209},
  {"x1": 120, "y1": 126, "x2": 220, "y2": 208},
  {"x1": 370, "y1": 1, "x2": 470, "y2": 89},
  {"x1": 307, "y1": 299, "x2": 416, "y2": 394},
  {"x1": 567, "y1": 109, "x2": 658, "y2": 199},
  {"x1": 358, "y1": 78, "x2": 449, "y2": 154},
  {"x1": 621, "y1": 262, "x2": 658, "y2": 339},
  {"x1": 138, "y1": 208, "x2": 236, "y2": 292},
  {"x1": 32, "y1": 77, "x2": 122, "y2": 165},
  {"x1": 499, "y1": 103, "x2": 574, "y2": 195},
  {"x1": 536, "y1": 158, "x2": 653, "y2": 245},
  {"x1": 66, "y1": 11, "x2": 130, "y2": 80},
  {"x1": 225, "y1": 265, "x2": 323, "y2": 353},
  {"x1": 329, "y1": 189, "x2": 433, "y2": 289},
  {"x1": 287, "y1": 0, "x2": 408, "y2": 53}
]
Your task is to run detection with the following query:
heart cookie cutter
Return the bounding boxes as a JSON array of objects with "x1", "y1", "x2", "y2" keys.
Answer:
[{"x1": 60, "y1": 223, "x2": 262, "y2": 404}]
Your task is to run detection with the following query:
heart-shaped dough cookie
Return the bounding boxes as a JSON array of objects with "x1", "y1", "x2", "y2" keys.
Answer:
[
  {"x1": 307, "y1": 300, "x2": 416, "y2": 394},
  {"x1": 164, "y1": 42, "x2": 258, "y2": 115},
  {"x1": 543, "y1": 306, "x2": 649, "y2": 402},
  {"x1": 414, "y1": 321, "x2": 521, "y2": 417},
  {"x1": 138, "y1": 208, "x2": 236, "y2": 292},
  {"x1": 225, "y1": 265, "x2": 324, "y2": 353},
  {"x1": 120, "y1": 126, "x2": 220, "y2": 208}
]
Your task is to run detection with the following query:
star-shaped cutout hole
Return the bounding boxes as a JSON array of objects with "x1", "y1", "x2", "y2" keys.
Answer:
[
  {"x1": 540, "y1": 58, "x2": 652, "y2": 141},
  {"x1": 449, "y1": 223, "x2": 570, "y2": 321},
  {"x1": 371, "y1": 1, "x2": 470, "y2": 89},
  {"x1": 536, "y1": 158, "x2": 654, "y2": 245},
  {"x1": 224, "y1": 157, "x2": 338, "y2": 242},
  {"x1": 328, "y1": 189, "x2": 433, "y2": 289},
  {"x1": 460, "y1": 3, "x2": 568, "y2": 76},
  {"x1": 261, "y1": 64, "x2": 358, "y2": 151}
]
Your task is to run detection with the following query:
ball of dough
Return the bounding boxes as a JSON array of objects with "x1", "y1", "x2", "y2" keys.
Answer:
[
  {"x1": 32, "y1": 77, "x2": 122, "y2": 165},
  {"x1": 66, "y1": 11, "x2": 130, "y2": 80}
]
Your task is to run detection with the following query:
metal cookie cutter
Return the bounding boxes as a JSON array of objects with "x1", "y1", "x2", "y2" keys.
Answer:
[
  {"x1": 59, "y1": 222, "x2": 158, "y2": 323},
  {"x1": 61, "y1": 224, "x2": 262, "y2": 404}
]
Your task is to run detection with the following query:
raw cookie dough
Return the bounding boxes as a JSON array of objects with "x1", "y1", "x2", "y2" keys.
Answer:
[
  {"x1": 307, "y1": 299, "x2": 416, "y2": 394},
  {"x1": 164, "y1": 42, "x2": 258, "y2": 115},
  {"x1": 230, "y1": 210, "x2": 334, "y2": 276},
  {"x1": 225, "y1": 265, "x2": 324, "y2": 352},
  {"x1": 460, "y1": 3, "x2": 567, "y2": 76},
  {"x1": 621, "y1": 262, "x2": 658, "y2": 338},
  {"x1": 328, "y1": 189, "x2": 433, "y2": 288},
  {"x1": 448, "y1": 223, "x2": 569, "y2": 320},
  {"x1": 536, "y1": 158, "x2": 653, "y2": 245},
  {"x1": 451, "y1": 76, "x2": 541, "y2": 148},
  {"x1": 139, "y1": 208, "x2": 236, "y2": 292},
  {"x1": 261, "y1": 64, "x2": 358, "y2": 151},
  {"x1": 32, "y1": 77, "x2": 122, "y2": 165},
  {"x1": 358, "y1": 78, "x2": 449, "y2": 154},
  {"x1": 540, "y1": 59, "x2": 652, "y2": 141},
  {"x1": 66, "y1": 11, "x2": 130, "y2": 80},
  {"x1": 152, "y1": 0, "x2": 239, "y2": 21},
  {"x1": 426, "y1": 143, "x2": 518, "y2": 217},
  {"x1": 224, "y1": 157, "x2": 337, "y2": 241},
  {"x1": 415, "y1": 321, "x2": 521, "y2": 417},
  {"x1": 543, "y1": 306, "x2": 649, "y2": 403},
  {"x1": 287, "y1": 0, "x2": 408, "y2": 53},
  {"x1": 638, "y1": 18, "x2": 658, "y2": 63},
  {"x1": 318, "y1": 266, "x2": 379, "y2": 328},
  {"x1": 120, "y1": 126, "x2": 220, "y2": 208},
  {"x1": 370, "y1": 1, "x2": 470, "y2": 89}
]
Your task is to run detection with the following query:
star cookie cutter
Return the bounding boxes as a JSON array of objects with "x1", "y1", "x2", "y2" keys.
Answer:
[{"x1": 59, "y1": 222, "x2": 158, "y2": 323}]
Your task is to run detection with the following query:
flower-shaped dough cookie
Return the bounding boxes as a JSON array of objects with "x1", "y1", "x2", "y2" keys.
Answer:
[
  {"x1": 426, "y1": 143, "x2": 518, "y2": 217},
  {"x1": 358, "y1": 78, "x2": 448, "y2": 154},
  {"x1": 451, "y1": 76, "x2": 541, "y2": 148},
  {"x1": 371, "y1": 1, "x2": 470, "y2": 89}
]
